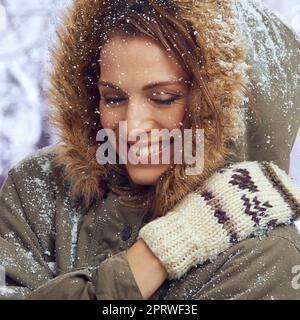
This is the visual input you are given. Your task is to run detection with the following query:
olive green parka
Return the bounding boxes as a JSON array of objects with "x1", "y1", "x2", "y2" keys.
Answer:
[
  {"x1": 1, "y1": 0, "x2": 300, "y2": 300},
  {"x1": 0, "y1": 145, "x2": 300, "y2": 299}
]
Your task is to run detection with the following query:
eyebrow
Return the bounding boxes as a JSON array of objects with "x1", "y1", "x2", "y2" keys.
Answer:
[{"x1": 97, "y1": 79, "x2": 190, "y2": 92}]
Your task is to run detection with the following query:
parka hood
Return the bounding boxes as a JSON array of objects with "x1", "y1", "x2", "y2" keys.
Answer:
[
  {"x1": 47, "y1": 0, "x2": 300, "y2": 212},
  {"x1": 48, "y1": 0, "x2": 252, "y2": 209}
]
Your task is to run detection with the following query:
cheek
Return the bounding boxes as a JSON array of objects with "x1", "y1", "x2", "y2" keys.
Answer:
[
  {"x1": 99, "y1": 105, "x2": 122, "y2": 130},
  {"x1": 162, "y1": 104, "x2": 186, "y2": 129}
]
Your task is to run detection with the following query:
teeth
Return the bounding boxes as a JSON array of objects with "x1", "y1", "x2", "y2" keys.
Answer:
[{"x1": 130, "y1": 143, "x2": 161, "y2": 156}]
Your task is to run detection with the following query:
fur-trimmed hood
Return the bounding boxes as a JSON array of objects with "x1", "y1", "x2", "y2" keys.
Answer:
[
  {"x1": 48, "y1": 0, "x2": 252, "y2": 212},
  {"x1": 47, "y1": 0, "x2": 300, "y2": 217}
]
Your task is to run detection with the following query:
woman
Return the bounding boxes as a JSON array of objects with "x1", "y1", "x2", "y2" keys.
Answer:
[{"x1": 0, "y1": 0, "x2": 300, "y2": 300}]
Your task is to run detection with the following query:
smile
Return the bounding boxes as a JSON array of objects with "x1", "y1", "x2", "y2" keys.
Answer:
[
  {"x1": 127, "y1": 140, "x2": 174, "y2": 164},
  {"x1": 130, "y1": 142, "x2": 166, "y2": 156}
]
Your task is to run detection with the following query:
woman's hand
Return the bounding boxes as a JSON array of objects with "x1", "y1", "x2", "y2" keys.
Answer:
[{"x1": 125, "y1": 238, "x2": 168, "y2": 300}]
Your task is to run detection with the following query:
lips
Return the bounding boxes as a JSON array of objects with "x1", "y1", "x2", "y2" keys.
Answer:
[
  {"x1": 128, "y1": 143, "x2": 170, "y2": 164},
  {"x1": 116, "y1": 136, "x2": 174, "y2": 164},
  {"x1": 129, "y1": 142, "x2": 169, "y2": 156},
  {"x1": 130, "y1": 143, "x2": 159, "y2": 157},
  {"x1": 127, "y1": 139, "x2": 173, "y2": 164}
]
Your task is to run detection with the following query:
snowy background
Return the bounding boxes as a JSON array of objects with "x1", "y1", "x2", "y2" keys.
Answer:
[{"x1": 0, "y1": 0, "x2": 300, "y2": 187}]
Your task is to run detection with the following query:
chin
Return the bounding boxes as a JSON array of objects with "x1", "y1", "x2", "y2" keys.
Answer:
[{"x1": 125, "y1": 163, "x2": 170, "y2": 186}]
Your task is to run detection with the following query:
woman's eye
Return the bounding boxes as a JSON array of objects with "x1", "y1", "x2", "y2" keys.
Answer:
[
  {"x1": 100, "y1": 95, "x2": 180, "y2": 106},
  {"x1": 151, "y1": 97, "x2": 178, "y2": 105},
  {"x1": 102, "y1": 97, "x2": 125, "y2": 106}
]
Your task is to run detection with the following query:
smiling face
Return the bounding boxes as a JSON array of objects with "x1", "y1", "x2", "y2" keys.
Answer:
[{"x1": 98, "y1": 35, "x2": 190, "y2": 186}]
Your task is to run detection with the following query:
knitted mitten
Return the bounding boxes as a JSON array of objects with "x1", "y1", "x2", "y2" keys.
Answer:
[{"x1": 137, "y1": 161, "x2": 300, "y2": 280}]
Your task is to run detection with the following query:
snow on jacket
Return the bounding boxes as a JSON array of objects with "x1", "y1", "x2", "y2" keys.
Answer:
[
  {"x1": 0, "y1": 145, "x2": 300, "y2": 299},
  {"x1": 0, "y1": 0, "x2": 300, "y2": 300}
]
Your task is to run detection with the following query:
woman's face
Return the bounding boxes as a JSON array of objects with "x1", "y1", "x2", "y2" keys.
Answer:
[{"x1": 99, "y1": 35, "x2": 190, "y2": 186}]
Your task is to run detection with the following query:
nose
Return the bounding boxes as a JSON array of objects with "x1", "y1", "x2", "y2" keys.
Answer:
[{"x1": 125, "y1": 97, "x2": 156, "y2": 140}]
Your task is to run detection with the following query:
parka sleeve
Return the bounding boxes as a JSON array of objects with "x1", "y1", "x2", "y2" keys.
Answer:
[
  {"x1": 0, "y1": 169, "x2": 144, "y2": 300},
  {"x1": 191, "y1": 225, "x2": 300, "y2": 300},
  {"x1": 24, "y1": 250, "x2": 144, "y2": 300}
]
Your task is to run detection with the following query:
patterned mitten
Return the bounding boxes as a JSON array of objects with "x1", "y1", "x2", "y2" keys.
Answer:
[{"x1": 137, "y1": 161, "x2": 300, "y2": 280}]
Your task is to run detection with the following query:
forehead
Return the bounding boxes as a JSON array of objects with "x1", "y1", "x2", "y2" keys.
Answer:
[{"x1": 99, "y1": 35, "x2": 189, "y2": 86}]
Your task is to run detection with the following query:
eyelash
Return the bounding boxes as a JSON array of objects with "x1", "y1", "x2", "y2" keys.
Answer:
[{"x1": 101, "y1": 97, "x2": 180, "y2": 106}]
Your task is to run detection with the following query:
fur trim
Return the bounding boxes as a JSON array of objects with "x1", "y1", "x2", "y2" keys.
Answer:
[
  {"x1": 48, "y1": 0, "x2": 249, "y2": 209},
  {"x1": 176, "y1": 0, "x2": 249, "y2": 141}
]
